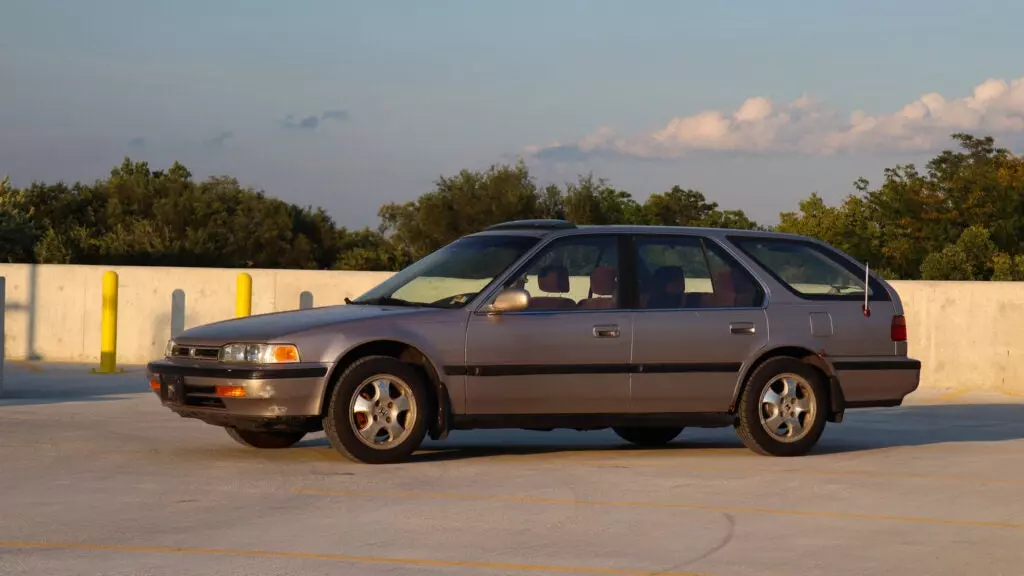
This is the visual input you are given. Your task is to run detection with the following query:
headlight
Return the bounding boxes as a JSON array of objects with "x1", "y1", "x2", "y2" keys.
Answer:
[
  {"x1": 218, "y1": 343, "x2": 300, "y2": 364},
  {"x1": 165, "y1": 340, "x2": 176, "y2": 357}
]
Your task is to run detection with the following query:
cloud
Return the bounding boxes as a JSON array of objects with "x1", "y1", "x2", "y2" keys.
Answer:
[
  {"x1": 525, "y1": 76, "x2": 1024, "y2": 160},
  {"x1": 205, "y1": 130, "x2": 234, "y2": 147},
  {"x1": 282, "y1": 109, "x2": 350, "y2": 130},
  {"x1": 320, "y1": 109, "x2": 350, "y2": 121},
  {"x1": 128, "y1": 137, "x2": 145, "y2": 149}
]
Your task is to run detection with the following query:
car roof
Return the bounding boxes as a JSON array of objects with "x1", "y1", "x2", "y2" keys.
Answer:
[{"x1": 470, "y1": 220, "x2": 812, "y2": 242}]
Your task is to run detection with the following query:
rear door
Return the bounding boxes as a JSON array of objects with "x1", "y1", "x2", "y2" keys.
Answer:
[{"x1": 628, "y1": 233, "x2": 769, "y2": 413}]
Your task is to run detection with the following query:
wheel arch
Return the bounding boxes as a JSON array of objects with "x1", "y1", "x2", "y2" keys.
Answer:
[
  {"x1": 730, "y1": 346, "x2": 845, "y2": 422},
  {"x1": 321, "y1": 339, "x2": 454, "y2": 440}
]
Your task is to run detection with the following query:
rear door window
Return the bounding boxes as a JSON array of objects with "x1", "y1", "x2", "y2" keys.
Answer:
[{"x1": 634, "y1": 235, "x2": 765, "y2": 309}]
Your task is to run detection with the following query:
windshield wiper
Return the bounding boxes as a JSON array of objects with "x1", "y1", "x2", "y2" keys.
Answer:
[{"x1": 346, "y1": 295, "x2": 430, "y2": 307}]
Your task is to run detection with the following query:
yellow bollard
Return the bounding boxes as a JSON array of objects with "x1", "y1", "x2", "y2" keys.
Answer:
[
  {"x1": 235, "y1": 273, "x2": 252, "y2": 318},
  {"x1": 93, "y1": 271, "x2": 121, "y2": 374}
]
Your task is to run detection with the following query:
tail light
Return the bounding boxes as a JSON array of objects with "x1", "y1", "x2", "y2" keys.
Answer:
[{"x1": 891, "y1": 314, "x2": 907, "y2": 342}]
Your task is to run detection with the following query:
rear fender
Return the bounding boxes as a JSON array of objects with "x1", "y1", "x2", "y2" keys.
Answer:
[{"x1": 732, "y1": 347, "x2": 846, "y2": 423}]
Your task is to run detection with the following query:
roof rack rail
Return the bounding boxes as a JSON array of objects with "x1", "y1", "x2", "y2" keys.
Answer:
[{"x1": 484, "y1": 219, "x2": 577, "y2": 231}]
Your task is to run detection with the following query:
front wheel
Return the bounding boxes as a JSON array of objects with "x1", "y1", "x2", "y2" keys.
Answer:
[
  {"x1": 612, "y1": 426, "x2": 684, "y2": 446},
  {"x1": 226, "y1": 427, "x2": 306, "y2": 449},
  {"x1": 734, "y1": 357, "x2": 828, "y2": 457},
  {"x1": 322, "y1": 356, "x2": 431, "y2": 464}
]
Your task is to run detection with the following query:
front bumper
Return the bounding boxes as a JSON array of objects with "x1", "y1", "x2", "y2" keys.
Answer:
[{"x1": 146, "y1": 360, "x2": 331, "y2": 431}]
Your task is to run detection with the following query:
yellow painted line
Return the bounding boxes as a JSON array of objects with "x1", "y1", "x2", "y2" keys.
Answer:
[
  {"x1": 580, "y1": 461, "x2": 1024, "y2": 486},
  {"x1": 294, "y1": 488, "x2": 1024, "y2": 530},
  {"x1": 0, "y1": 541, "x2": 707, "y2": 576},
  {"x1": 922, "y1": 388, "x2": 1024, "y2": 402},
  {"x1": 429, "y1": 449, "x2": 1024, "y2": 485}
]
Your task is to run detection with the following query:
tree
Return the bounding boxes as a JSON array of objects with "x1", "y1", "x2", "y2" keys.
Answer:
[
  {"x1": 992, "y1": 253, "x2": 1024, "y2": 281},
  {"x1": 377, "y1": 160, "x2": 547, "y2": 262},
  {"x1": 0, "y1": 157, "x2": 397, "y2": 270},
  {"x1": 920, "y1": 226, "x2": 996, "y2": 281},
  {"x1": 0, "y1": 175, "x2": 40, "y2": 263},
  {"x1": 562, "y1": 173, "x2": 644, "y2": 225},
  {"x1": 778, "y1": 133, "x2": 1024, "y2": 281},
  {"x1": 1, "y1": 132, "x2": 1022, "y2": 278},
  {"x1": 643, "y1": 186, "x2": 760, "y2": 230}
]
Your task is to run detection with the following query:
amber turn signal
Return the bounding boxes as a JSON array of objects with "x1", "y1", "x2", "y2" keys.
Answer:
[
  {"x1": 215, "y1": 385, "x2": 247, "y2": 398},
  {"x1": 272, "y1": 345, "x2": 300, "y2": 363}
]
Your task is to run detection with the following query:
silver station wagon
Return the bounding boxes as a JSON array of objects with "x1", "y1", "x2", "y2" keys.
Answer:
[{"x1": 147, "y1": 220, "x2": 921, "y2": 464}]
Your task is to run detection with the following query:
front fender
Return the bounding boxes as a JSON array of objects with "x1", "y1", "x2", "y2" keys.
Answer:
[{"x1": 289, "y1": 311, "x2": 470, "y2": 436}]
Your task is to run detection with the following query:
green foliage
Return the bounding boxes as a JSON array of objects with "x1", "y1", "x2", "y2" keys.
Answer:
[
  {"x1": 1, "y1": 132, "x2": 1022, "y2": 279},
  {"x1": 0, "y1": 174, "x2": 40, "y2": 263},
  {"x1": 644, "y1": 185, "x2": 761, "y2": 230},
  {"x1": 377, "y1": 161, "x2": 547, "y2": 263},
  {"x1": 779, "y1": 133, "x2": 1024, "y2": 281},
  {"x1": 920, "y1": 245, "x2": 975, "y2": 280},
  {"x1": 992, "y1": 253, "x2": 1024, "y2": 281}
]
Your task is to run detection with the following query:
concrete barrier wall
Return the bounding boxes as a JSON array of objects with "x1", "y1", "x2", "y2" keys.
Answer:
[
  {"x1": 0, "y1": 263, "x2": 1022, "y2": 396},
  {"x1": 0, "y1": 264, "x2": 392, "y2": 366},
  {"x1": 891, "y1": 280, "x2": 1024, "y2": 395}
]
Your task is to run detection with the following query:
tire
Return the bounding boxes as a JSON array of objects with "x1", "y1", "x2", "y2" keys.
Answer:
[
  {"x1": 226, "y1": 427, "x2": 306, "y2": 449},
  {"x1": 734, "y1": 356, "x2": 828, "y2": 457},
  {"x1": 612, "y1": 426, "x2": 684, "y2": 446},
  {"x1": 322, "y1": 355, "x2": 432, "y2": 464}
]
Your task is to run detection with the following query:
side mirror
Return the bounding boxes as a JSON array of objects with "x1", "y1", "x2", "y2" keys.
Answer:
[{"x1": 486, "y1": 288, "x2": 530, "y2": 314}]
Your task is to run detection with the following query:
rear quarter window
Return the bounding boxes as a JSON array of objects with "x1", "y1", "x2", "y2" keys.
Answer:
[{"x1": 727, "y1": 235, "x2": 890, "y2": 301}]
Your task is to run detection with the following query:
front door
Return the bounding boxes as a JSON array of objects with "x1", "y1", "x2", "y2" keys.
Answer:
[
  {"x1": 464, "y1": 233, "x2": 632, "y2": 415},
  {"x1": 629, "y1": 233, "x2": 769, "y2": 413}
]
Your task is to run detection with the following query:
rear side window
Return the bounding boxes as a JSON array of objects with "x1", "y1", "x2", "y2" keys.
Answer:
[
  {"x1": 728, "y1": 236, "x2": 889, "y2": 301},
  {"x1": 634, "y1": 235, "x2": 765, "y2": 309}
]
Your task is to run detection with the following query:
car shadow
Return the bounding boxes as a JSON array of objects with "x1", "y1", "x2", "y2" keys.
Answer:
[
  {"x1": 808, "y1": 401, "x2": 1024, "y2": 455},
  {"x1": 310, "y1": 402, "x2": 1024, "y2": 463},
  {"x1": 0, "y1": 362, "x2": 149, "y2": 406},
  {"x1": 295, "y1": 433, "x2": 743, "y2": 460}
]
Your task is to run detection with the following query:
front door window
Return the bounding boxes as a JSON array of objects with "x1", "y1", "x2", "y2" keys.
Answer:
[{"x1": 502, "y1": 234, "x2": 621, "y2": 311}]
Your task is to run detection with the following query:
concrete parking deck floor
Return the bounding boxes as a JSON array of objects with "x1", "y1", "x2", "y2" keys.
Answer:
[{"x1": 2, "y1": 362, "x2": 1023, "y2": 575}]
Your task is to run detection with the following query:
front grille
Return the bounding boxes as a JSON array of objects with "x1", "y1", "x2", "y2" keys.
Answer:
[
  {"x1": 170, "y1": 345, "x2": 220, "y2": 361},
  {"x1": 183, "y1": 383, "x2": 226, "y2": 409}
]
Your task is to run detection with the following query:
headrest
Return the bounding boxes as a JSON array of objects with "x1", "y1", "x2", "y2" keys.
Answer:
[
  {"x1": 590, "y1": 266, "x2": 617, "y2": 296},
  {"x1": 537, "y1": 265, "x2": 570, "y2": 293}
]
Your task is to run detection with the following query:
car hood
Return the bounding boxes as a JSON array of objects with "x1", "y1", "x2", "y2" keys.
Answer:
[{"x1": 173, "y1": 304, "x2": 440, "y2": 344}]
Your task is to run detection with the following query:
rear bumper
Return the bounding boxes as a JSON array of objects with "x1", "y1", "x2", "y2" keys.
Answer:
[
  {"x1": 832, "y1": 357, "x2": 921, "y2": 408},
  {"x1": 146, "y1": 360, "x2": 331, "y2": 431}
]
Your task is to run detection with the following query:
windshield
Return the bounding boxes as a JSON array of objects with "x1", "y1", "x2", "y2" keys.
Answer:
[{"x1": 351, "y1": 234, "x2": 541, "y2": 308}]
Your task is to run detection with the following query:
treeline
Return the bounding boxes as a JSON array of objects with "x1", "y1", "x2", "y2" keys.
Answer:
[{"x1": 1, "y1": 132, "x2": 1023, "y2": 280}]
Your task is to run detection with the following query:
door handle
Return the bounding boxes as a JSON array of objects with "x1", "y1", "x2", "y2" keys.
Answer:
[
  {"x1": 593, "y1": 324, "x2": 620, "y2": 338},
  {"x1": 730, "y1": 322, "x2": 755, "y2": 335}
]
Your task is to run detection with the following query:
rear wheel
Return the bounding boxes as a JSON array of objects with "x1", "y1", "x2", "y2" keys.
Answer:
[
  {"x1": 612, "y1": 426, "x2": 684, "y2": 446},
  {"x1": 734, "y1": 357, "x2": 828, "y2": 457},
  {"x1": 225, "y1": 428, "x2": 306, "y2": 449},
  {"x1": 323, "y1": 355, "x2": 431, "y2": 464}
]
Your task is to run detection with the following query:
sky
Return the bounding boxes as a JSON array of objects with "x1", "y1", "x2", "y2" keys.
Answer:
[{"x1": 3, "y1": 0, "x2": 1024, "y2": 229}]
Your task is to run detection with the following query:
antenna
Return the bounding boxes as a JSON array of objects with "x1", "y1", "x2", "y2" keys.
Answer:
[{"x1": 862, "y1": 262, "x2": 871, "y2": 317}]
